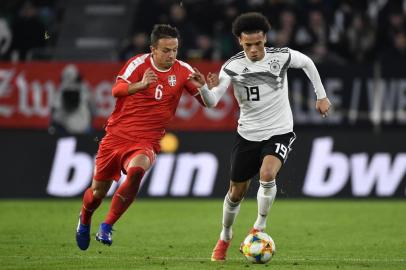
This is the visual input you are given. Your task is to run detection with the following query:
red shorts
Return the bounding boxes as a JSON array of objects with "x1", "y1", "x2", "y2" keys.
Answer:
[{"x1": 93, "y1": 132, "x2": 158, "y2": 181}]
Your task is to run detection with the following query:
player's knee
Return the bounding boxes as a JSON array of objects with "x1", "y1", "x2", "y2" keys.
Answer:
[
  {"x1": 259, "y1": 169, "x2": 277, "y2": 181},
  {"x1": 93, "y1": 187, "x2": 108, "y2": 199},
  {"x1": 128, "y1": 154, "x2": 151, "y2": 170}
]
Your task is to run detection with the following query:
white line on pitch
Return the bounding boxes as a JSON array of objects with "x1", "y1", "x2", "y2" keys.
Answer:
[{"x1": 1, "y1": 255, "x2": 405, "y2": 263}]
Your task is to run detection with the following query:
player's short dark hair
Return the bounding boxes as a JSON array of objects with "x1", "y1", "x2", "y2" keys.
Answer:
[
  {"x1": 150, "y1": 24, "x2": 179, "y2": 47},
  {"x1": 232, "y1": 12, "x2": 271, "y2": 37}
]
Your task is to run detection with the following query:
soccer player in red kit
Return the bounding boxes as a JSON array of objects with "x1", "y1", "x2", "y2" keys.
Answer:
[{"x1": 75, "y1": 24, "x2": 208, "y2": 250}]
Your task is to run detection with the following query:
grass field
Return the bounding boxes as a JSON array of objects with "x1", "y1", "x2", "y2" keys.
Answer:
[{"x1": 0, "y1": 199, "x2": 405, "y2": 269}]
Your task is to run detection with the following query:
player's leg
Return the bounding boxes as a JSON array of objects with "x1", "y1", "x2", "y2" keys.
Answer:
[
  {"x1": 76, "y1": 133, "x2": 123, "y2": 250},
  {"x1": 104, "y1": 153, "x2": 151, "y2": 225},
  {"x1": 212, "y1": 133, "x2": 260, "y2": 261},
  {"x1": 253, "y1": 132, "x2": 296, "y2": 231},
  {"x1": 211, "y1": 180, "x2": 250, "y2": 261},
  {"x1": 96, "y1": 149, "x2": 154, "y2": 246},
  {"x1": 76, "y1": 177, "x2": 113, "y2": 250},
  {"x1": 221, "y1": 180, "x2": 250, "y2": 241},
  {"x1": 253, "y1": 155, "x2": 281, "y2": 231},
  {"x1": 81, "y1": 179, "x2": 113, "y2": 224}
]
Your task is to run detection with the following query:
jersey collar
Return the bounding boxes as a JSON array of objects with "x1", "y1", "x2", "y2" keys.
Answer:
[
  {"x1": 244, "y1": 48, "x2": 267, "y2": 64},
  {"x1": 150, "y1": 54, "x2": 173, "y2": 72}
]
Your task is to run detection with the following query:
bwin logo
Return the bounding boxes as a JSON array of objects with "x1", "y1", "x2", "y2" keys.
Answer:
[
  {"x1": 47, "y1": 137, "x2": 219, "y2": 197},
  {"x1": 303, "y1": 137, "x2": 406, "y2": 197}
]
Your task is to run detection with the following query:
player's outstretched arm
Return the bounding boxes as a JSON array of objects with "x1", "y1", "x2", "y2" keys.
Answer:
[
  {"x1": 186, "y1": 68, "x2": 222, "y2": 107},
  {"x1": 190, "y1": 68, "x2": 230, "y2": 108},
  {"x1": 289, "y1": 49, "x2": 331, "y2": 117},
  {"x1": 188, "y1": 68, "x2": 207, "y2": 87}
]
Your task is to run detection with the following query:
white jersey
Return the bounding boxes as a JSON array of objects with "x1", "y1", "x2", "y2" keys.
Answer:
[{"x1": 199, "y1": 47, "x2": 327, "y2": 141}]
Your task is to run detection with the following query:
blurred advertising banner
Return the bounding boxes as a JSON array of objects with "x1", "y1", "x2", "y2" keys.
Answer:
[
  {"x1": 0, "y1": 62, "x2": 406, "y2": 130},
  {"x1": 0, "y1": 130, "x2": 404, "y2": 198},
  {"x1": 0, "y1": 61, "x2": 237, "y2": 131}
]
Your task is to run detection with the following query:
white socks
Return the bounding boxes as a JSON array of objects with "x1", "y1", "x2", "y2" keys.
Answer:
[
  {"x1": 219, "y1": 180, "x2": 276, "y2": 241},
  {"x1": 220, "y1": 193, "x2": 241, "y2": 241},
  {"x1": 253, "y1": 180, "x2": 277, "y2": 231}
]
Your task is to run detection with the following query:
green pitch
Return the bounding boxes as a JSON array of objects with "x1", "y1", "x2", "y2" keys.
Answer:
[{"x1": 0, "y1": 199, "x2": 405, "y2": 269}]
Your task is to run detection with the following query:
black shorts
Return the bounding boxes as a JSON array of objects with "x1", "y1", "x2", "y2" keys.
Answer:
[{"x1": 230, "y1": 132, "x2": 296, "y2": 182}]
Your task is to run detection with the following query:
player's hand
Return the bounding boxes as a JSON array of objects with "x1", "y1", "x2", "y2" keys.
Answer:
[
  {"x1": 316, "y1": 97, "x2": 331, "y2": 118},
  {"x1": 140, "y1": 68, "x2": 158, "y2": 89},
  {"x1": 188, "y1": 68, "x2": 206, "y2": 88},
  {"x1": 207, "y1": 72, "x2": 219, "y2": 89}
]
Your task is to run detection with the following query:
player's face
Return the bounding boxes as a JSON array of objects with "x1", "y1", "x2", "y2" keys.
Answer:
[
  {"x1": 239, "y1": 32, "x2": 266, "y2": 62},
  {"x1": 151, "y1": 38, "x2": 178, "y2": 69}
]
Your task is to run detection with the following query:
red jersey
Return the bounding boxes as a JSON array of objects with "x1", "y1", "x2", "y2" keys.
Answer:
[{"x1": 106, "y1": 54, "x2": 200, "y2": 143}]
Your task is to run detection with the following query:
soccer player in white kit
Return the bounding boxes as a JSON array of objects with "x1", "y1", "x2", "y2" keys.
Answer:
[{"x1": 190, "y1": 12, "x2": 331, "y2": 261}]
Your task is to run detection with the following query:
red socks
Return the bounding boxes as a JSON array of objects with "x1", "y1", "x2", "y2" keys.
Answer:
[
  {"x1": 105, "y1": 166, "x2": 145, "y2": 225},
  {"x1": 80, "y1": 187, "x2": 102, "y2": 225},
  {"x1": 80, "y1": 166, "x2": 145, "y2": 226}
]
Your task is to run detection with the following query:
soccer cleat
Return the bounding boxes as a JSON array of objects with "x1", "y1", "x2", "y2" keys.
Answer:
[
  {"x1": 248, "y1": 227, "x2": 263, "y2": 235},
  {"x1": 76, "y1": 216, "x2": 90, "y2": 251},
  {"x1": 95, "y1": 223, "x2": 113, "y2": 246},
  {"x1": 211, "y1": 239, "x2": 231, "y2": 261}
]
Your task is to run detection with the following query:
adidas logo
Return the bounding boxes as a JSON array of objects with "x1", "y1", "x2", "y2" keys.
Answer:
[{"x1": 242, "y1": 67, "x2": 250, "y2": 73}]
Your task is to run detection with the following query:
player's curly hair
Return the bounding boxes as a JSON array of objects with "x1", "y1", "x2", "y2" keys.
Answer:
[
  {"x1": 151, "y1": 24, "x2": 180, "y2": 47},
  {"x1": 232, "y1": 12, "x2": 271, "y2": 37}
]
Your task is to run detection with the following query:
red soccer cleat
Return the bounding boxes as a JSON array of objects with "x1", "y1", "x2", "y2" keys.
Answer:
[{"x1": 211, "y1": 239, "x2": 231, "y2": 261}]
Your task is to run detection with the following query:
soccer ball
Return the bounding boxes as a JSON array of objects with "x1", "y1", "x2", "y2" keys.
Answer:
[{"x1": 239, "y1": 231, "x2": 276, "y2": 264}]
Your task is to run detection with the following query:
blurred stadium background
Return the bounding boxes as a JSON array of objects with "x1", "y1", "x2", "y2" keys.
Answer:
[
  {"x1": 1, "y1": 0, "x2": 405, "y2": 199},
  {"x1": 0, "y1": 0, "x2": 405, "y2": 269}
]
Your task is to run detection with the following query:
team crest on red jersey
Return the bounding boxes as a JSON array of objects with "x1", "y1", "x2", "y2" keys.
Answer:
[{"x1": 168, "y1": 75, "x2": 176, "y2": 86}]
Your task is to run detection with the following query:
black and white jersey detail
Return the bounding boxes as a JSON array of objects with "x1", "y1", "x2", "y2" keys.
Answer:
[
  {"x1": 219, "y1": 47, "x2": 295, "y2": 141},
  {"x1": 199, "y1": 47, "x2": 326, "y2": 142},
  {"x1": 223, "y1": 53, "x2": 291, "y2": 91},
  {"x1": 265, "y1": 47, "x2": 289, "y2": 54}
]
